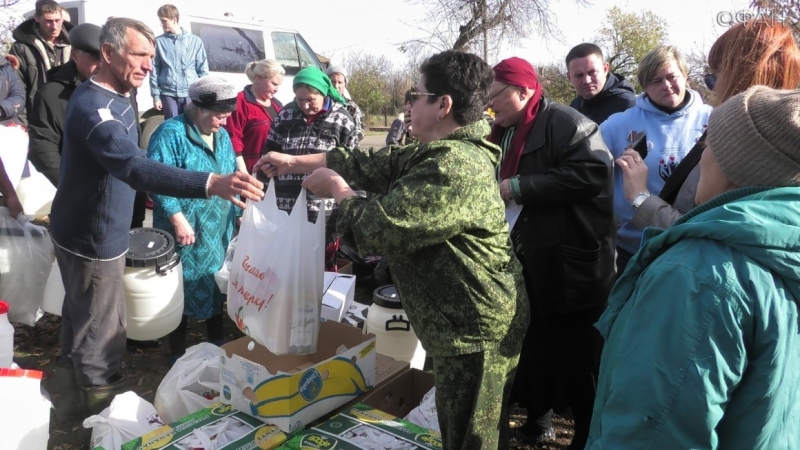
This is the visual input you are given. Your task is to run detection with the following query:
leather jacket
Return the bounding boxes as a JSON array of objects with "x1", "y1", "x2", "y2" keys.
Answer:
[{"x1": 511, "y1": 97, "x2": 616, "y2": 317}]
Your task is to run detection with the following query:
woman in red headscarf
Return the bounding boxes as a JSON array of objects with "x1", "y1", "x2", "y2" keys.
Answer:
[{"x1": 487, "y1": 57, "x2": 616, "y2": 449}]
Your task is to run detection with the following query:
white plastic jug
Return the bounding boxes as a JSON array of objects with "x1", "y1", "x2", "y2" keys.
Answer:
[
  {"x1": 365, "y1": 285, "x2": 426, "y2": 369},
  {"x1": 42, "y1": 260, "x2": 65, "y2": 316},
  {"x1": 0, "y1": 300, "x2": 13, "y2": 367},
  {"x1": 15, "y1": 172, "x2": 56, "y2": 216},
  {"x1": 0, "y1": 368, "x2": 50, "y2": 450},
  {"x1": 124, "y1": 228, "x2": 184, "y2": 341}
]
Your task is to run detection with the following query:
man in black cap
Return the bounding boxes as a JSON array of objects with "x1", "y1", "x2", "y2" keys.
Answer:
[{"x1": 28, "y1": 22, "x2": 102, "y2": 186}]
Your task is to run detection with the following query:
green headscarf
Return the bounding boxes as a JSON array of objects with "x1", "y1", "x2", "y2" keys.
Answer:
[{"x1": 293, "y1": 66, "x2": 348, "y2": 105}]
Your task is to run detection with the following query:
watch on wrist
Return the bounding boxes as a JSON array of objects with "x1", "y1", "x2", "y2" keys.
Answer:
[{"x1": 632, "y1": 192, "x2": 651, "y2": 210}]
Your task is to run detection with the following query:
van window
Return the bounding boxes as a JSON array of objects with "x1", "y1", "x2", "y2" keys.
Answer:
[
  {"x1": 65, "y1": 7, "x2": 80, "y2": 24},
  {"x1": 190, "y1": 22, "x2": 266, "y2": 73},
  {"x1": 272, "y1": 32, "x2": 321, "y2": 75}
]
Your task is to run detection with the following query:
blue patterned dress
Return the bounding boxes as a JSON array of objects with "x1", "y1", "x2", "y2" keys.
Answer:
[{"x1": 147, "y1": 114, "x2": 237, "y2": 319}]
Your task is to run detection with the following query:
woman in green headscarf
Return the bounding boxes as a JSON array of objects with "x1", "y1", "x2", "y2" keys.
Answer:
[{"x1": 261, "y1": 66, "x2": 357, "y2": 271}]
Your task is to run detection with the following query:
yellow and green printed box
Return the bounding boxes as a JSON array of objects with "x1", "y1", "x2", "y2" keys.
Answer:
[
  {"x1": 279, "y1": 403, "x2": 442, "y2": 449},
  {"x1": 118, "y1": 403, "x2": 287, "y2": 450},
  {"x1": 219, "y1": 320, "x2": 378, "y2": 433}
]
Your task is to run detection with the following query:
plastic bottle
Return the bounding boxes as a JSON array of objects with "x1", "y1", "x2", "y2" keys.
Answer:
[{"x1": 0, "y1": 300, "x2": 14, "y2": 367}]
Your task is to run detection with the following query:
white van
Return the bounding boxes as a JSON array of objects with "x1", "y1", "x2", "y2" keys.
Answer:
[{"x1": 37, "y1": 0, "x2": 323, "y2": 146}]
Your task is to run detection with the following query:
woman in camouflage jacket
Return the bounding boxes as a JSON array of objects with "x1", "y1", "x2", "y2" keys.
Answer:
[{"x1": 257, "y1": 50, "x2": 530, "y2": 450}]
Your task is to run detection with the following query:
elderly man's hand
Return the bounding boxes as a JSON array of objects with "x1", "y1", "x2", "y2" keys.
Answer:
[
  {"x1": 253, "y1": 152, "x2": 294, "y2": 178},
  {"x1": 499, "y1": 179, "x2": 514, "y2": 203},
  {"x1": 302, "y1": 168, "x2": 355, "y2": 203},
  {"x1": 4, "y1": 192, "x2": 23, "y2": 219},
  {"x1": 207, "y1": 172, "x2": 265, "y2": 209}
]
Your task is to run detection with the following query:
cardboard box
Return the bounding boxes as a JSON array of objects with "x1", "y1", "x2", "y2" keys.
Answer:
[
  {"x1": 336, "y1": 258, "x2": 353, "y2": 275},
  {"x1": 279, "y1": 403, "x2": 442, "y2": 450},
  {"x1": 320, "y1": 272, "x2": 356, "y2": 322},
  {"x1": 219, "y1": 320, "x2": 377, "y2": 433},
  {"x1": 358, "y1": 368, "x2": 435, "y2": 418},
  {"x1": 341, "y1": 301, "x2": 369, "y2": 330},
  {"x1": 118, "y1": 403, "x2": 286, "y2": 450}
]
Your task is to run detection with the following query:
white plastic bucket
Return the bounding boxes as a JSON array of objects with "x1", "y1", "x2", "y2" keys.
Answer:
[
  {"x1": 124, "y1": 228, "x2": 184, "y2": 341},
  {"x1": 0, "y1": 368, "x2": 50, "y2": 450},
  {"x1": 365, "y1": 285, "x2": 426, "y2": 369}
]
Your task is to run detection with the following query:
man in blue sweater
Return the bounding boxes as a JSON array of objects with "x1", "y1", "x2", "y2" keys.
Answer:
[{"x1": 49, "y1": 17, "x2": 264, "y2": 419}]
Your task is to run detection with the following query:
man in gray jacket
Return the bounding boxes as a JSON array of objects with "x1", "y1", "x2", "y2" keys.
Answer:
[{"x1": 150, "y1": 4, "x2": 208, "y2": 119}]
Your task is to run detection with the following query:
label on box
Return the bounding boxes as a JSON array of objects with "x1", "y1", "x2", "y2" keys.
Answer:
[{"x1": 120, "y1": 403, "x2": 286, "y2": 450}]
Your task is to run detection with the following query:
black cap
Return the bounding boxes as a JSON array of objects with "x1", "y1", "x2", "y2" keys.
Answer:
[{"x1": 69, "y1": 23, "x2": 102, "y2": 56}]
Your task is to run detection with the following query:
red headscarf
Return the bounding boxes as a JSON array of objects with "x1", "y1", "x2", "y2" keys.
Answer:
[{"x1": 487, "y1": 57, "x2": 543, "y2": 180}]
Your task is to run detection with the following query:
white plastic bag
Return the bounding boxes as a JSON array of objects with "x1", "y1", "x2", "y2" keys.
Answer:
[
  {"x1": 227, "y1": 179, "x2": 325, "y2": 355},
  {"x1": 0, "y1": 207, "x2": 53, "y2": 325},
  {"x1": 214, "y1": 236, "x2": 237, "y2": 293},
  {"x1": 405, "y1": 386, "x2": 440, "y2": 432},
  {"x1": 0, "y1": 125, "x2": 30, "y2": 189},
  {"x1": 84, "y1": 391, "x2": 164, "y2": 450},
  {"x1": 154, "y1": 342, "x2": 221, "y2": 423},
  {"x1": 171, "y1": 417, "x2": 251, "y2": 449}
]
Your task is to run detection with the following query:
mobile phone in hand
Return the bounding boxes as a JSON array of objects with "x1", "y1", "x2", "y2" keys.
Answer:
[{"x1": 630, "y1": 132, "x2": 648, "y2": 160}]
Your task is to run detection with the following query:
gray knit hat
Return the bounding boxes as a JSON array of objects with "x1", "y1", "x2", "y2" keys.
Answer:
[
  {"x1": 707, "y1": 85, "x2": 800, "y2": 187},
  {"x1": 326, "y1": 65, "x2": 347, "y2": 82},
  {"x1": 188, "y1": 76, "x2": 238, "y2": 112}
]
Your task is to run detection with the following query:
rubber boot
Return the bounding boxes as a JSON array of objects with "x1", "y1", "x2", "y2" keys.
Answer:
[
  {"x1": 79, "y1": 375, "x2": 134, "y2": 416},
  {"x1": 54, "y1": 361, "x2": 83, "y2": 421}
]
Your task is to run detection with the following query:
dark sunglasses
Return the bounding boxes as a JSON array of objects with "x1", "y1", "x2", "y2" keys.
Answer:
[
  {"x1": 409, "y1": 91, "x2": 441, "y2": 105},
  {"x1": 704, "y1": 73, "x2": 717, "y2": 91}
]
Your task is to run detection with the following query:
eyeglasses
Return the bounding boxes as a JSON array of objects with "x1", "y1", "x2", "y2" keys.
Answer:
[
  {"x1": 488, "y1": 85, "x2": 510, "y2": 102},
  {"x1": 704, "y1": 73, "x2": 717, "y2": 91},
  {"x1": 409, "y1": 91, "x2": 440, "y2": 105}
]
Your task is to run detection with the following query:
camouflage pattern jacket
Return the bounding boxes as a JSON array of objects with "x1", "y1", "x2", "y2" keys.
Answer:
[{"x1": 328, "y1": 120, "x2": 530, "y2": 356}]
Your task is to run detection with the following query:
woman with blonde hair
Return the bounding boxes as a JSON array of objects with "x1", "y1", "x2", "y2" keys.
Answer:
[
  {"x1": 223, "y1": 59, "x2": 285, "y2": 174},
  {"x1": 619, "y1": 20, "x2": 800, "y2": 239},
  {"x1": 599, "y1": 45, "x2": 712, "y2": 275}
]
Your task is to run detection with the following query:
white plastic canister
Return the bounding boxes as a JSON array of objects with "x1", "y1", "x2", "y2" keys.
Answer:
[
  {"x1": 365, "y1": 285, "x2": 426, "y2": 369},
  {"x1": 0, "y1": 300, "x2": 13, "y2": 367},
  {"x1": 123, "y1": 228, "x2": 184, "y2": 341},
  {"x1": 0, "y1": 368, "x2": 50, "y2": 450},
  {"x1": 41, "y1": 260, "x2": 65, "y2": 316}
]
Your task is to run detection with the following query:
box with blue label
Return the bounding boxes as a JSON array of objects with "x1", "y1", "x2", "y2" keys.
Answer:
[
  {"x1": 278, "y1": 403, "x2": 442, "y2": 449},
  {"x1": 219, "y1": 320, "x2": 377, "y2": 433},
  {"x1": 119, "y1": 403, "x2": 287, "y2": 450}
]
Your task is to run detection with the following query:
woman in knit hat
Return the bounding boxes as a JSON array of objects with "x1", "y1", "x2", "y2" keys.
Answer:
[
  {"x1": 587, "y1": 86, "x2": 800, "y2": 448},
  {"x1": 326, "y1": 64, "x2": 365, "y2": 142},
  {"x1": 147, "y1": 76, "x2": 240, "y2": 363},
  {"x1": 262, "y1": 65, "x2": 356, "y2": 271},
  {"x1": 487, "y1": 56, "x2": 615, "y2": 449}
]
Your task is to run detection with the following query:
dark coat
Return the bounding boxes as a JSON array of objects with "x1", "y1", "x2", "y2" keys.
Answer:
[
  {"x1": 513, "y1": 98, "x2": 616, "y2": 318},
  {"x1": 569, "y1": 72, "x2": 636, "y2": 125},
  {"x1": 27, "y1": 60, "x2": 81, "y2": 186},
  {"x1": 8, "y1": 18, "x2": 73, "y2": 126},
  {"x1": 0, "y1": 57, "x2": 26, "y2": 126}
]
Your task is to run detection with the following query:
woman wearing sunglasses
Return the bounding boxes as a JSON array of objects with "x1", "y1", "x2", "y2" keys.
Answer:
[
  {"x1": 255, "y1": 50, "x2": 529, "y2": 449},
  {"x1": 619, "y1": 20, "x2": 800, "y2": 247}
]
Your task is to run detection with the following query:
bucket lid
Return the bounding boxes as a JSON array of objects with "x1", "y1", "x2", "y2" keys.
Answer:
[
  {"x1": 372, "y1": 285, "x2": 402, "y2": 309},
  {"x1": 0, "y1": 368, "x2": 43, "y2": 379},
  {"x1": 0, "y1": 300, "x2": 7, "y2": 314},
  {"x1": 126, "y1": 228, "x2": 176, "y2": 268}
]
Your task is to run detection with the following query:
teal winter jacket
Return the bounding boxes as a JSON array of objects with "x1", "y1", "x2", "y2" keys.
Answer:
[{"x1": 587, "y1": 186, "x2": 800, "y2": 450}]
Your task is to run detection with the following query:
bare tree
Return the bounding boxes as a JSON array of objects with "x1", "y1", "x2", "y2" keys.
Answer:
[
  {"x1": 537, "y1": 63, "x2": 574, "y2": 105},
  {"x1": 401, "y1": 0, "x2": 587, "y2": 63},
  {"x1": 684, "y1": 47, "x2": 713, "y2": 104},
  {"x1": 345, "y1": 52, "x2": 395, "y2": 127},
  {"x1": 749, "y1": 0, "x2": 800, "y2": 39},
  {"x1": 595, "y1": 7, "x2": 668, "y2": 91}
]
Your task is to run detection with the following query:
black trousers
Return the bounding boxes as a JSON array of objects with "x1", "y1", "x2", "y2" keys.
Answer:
[{"x1": 512, "y1": 259, "x2": 604, "y2": 449}]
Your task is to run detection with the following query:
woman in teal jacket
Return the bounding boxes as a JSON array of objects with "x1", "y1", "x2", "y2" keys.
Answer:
[{"x1": 587, "y1": 86, "x2": 800, "y2": 449}]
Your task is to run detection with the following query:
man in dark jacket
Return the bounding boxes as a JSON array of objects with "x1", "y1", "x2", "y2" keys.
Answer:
[
  {"x1": 28, "y1": 23, "x2": 101, "y2": 187},
  {"x1": 566, "y1": 43, "x2": 636, "y2": 125},
  {"x1": 0, "y1": 55, "x2": 26, "y2": 127},
  {"x1": 8, "y1": 0, "x2": 73, "y2": 126}
]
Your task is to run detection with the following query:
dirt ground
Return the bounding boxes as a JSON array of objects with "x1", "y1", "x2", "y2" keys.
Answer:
[{"x1": 15, "y1": 274, "x2": 575, "y2": 450}]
